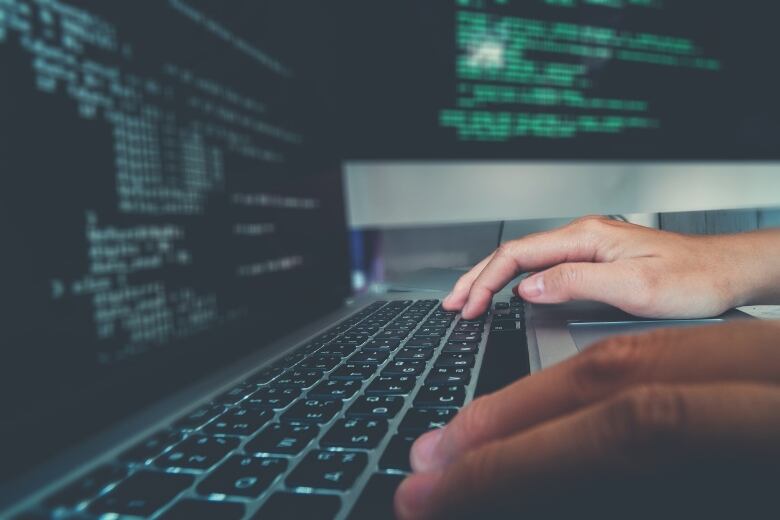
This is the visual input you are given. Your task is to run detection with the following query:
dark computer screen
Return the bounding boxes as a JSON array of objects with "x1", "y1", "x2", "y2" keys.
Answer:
[
  {"x1": 0, "y1": 0, "x2": 349, "y2": 475},
  {"x1": 317, "y1": 0, "x2": 780, "y2": 160}
]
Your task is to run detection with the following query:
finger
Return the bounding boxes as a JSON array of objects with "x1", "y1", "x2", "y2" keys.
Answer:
[
  {"x1": 442, "y1": 252, "x2": 495, "y2": 311},
  {"x1": 397, "y1": 383, "x2": 780, "y2": 520},
  {"x1": 461, "y1": 219, "x2": 612, "y2": 319},
  {"x1": 410, "y1": 320, "x2": 780, "y2": 473},
  {"x1": 515, "y1": 262, "x2": 659, "y2": 315}
]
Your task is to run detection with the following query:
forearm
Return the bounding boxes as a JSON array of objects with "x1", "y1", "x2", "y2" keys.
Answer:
[{"x1": 719, "y1": 229, "x2": 780, "y2": 306}]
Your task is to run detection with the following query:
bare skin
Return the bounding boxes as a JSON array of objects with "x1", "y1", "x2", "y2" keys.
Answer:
[
  {"x1": 395, "y1": 217, "x2": 780, "y2": 519},
  {"x1": 444, "y1": 216, "x2": 780, "y2": 320}
]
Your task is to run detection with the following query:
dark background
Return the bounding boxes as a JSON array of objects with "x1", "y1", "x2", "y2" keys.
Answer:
[{"x1": 3, "y1": 0, "x2": 780, "y2": 480}]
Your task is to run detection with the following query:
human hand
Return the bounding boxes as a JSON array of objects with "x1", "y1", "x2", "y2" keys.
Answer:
[
  {"x1": 444, "y1": 216, "x2": 780, "y2": 320},
  {"x1": 394, "y1": 320, "x2": 780, "y2": 519}
]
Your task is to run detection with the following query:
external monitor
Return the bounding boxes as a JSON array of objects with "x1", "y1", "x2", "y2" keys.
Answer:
[{"x1": 323, "y1": 1, "x2": 780, "y2": 227}]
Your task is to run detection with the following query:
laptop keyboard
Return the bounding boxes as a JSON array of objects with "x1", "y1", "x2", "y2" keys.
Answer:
[{"x1": 21, "y1": 298, "x2": 529, "y2": 520}]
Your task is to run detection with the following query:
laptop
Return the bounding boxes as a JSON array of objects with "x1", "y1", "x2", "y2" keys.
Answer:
[{"x1": 0, "y1": 1, "x2": 750, "y2": 519}]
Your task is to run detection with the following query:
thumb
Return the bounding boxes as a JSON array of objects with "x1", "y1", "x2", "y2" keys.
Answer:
[{"x1": 517, "y1": 262, "x2": 646, "y2": 311}]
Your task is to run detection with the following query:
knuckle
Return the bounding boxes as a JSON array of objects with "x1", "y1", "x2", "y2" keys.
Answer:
[
  {"x1": 573, "y1": 215, "x2": 609, "y2": 232},
  {"x1": 495, "y1": 242, "x2": 515, "y2": 259},
  {"x1": 601, "y1": 386, "x2": 688, "y2": 457},
  {"x1": 572, "y1": 336, "x2": 646, "y2": 403},
  {"x1": 573, "y1": 214, "x2": 607, "y2": 225}
]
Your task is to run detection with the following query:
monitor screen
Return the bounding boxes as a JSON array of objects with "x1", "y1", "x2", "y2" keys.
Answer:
[
  {"x1": 0, "y1": 0, "x2": 349, "y2": 476},
  {"x1": 320, "y1": 0, "x2": 780, "y2": 160}
]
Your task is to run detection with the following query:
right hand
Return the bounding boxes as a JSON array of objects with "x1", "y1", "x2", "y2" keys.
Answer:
[{"x1": 444, "y1": 215, "x2": 778, "y2": 320}]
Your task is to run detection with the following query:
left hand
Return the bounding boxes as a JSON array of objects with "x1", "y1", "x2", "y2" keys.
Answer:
[{"x1": 394, "y1": 320, "x2": 780, "y2": 519}]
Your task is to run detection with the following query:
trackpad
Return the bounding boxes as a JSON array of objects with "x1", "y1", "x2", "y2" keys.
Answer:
[{"x1": 568, "y1": 319, "x2": 725, "y2": 352}]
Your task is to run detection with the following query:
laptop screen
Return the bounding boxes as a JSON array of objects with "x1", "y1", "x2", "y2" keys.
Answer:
[{"x1": 0, "y1": 0, "x2": 349, "y2": 477}]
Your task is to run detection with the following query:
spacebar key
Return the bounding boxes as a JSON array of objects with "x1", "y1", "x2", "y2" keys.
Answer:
[{"x1": 474, "y1": 325, "x2": 530, "y2": 397}]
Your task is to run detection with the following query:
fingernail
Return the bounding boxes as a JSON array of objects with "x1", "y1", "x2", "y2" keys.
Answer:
[
  {"x1": 395, "y1": 471, "x2": 444, "y2": 520},
  {"x1": 520, "y1": 275, "x2": 544, "y2": 298},
  {"x1": 410, "y1": 427, "x2": 445, "y2": 473}
]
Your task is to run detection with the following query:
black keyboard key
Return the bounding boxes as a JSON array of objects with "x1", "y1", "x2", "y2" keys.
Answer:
[
  {"x1": 321, "y1": 418, "x2": 388, "y2": 449},
  {"x1": 426, "y1": 366, "x2": 471, "y2": 386},
  {"x1": 253, "y1": 493, "x2": 341, "y2": 520},
  {"x1": 282, "y1": 398, "x2": 341, "y2": 424},
  {"x1": 197, "y1": 455, "x2": 287, "y2": 498},
  {"x1": 360, "y1": 343, "x2": 394, "y2": 353},
  {"x1": 391, "y1": 320, "x2": 418, "y2": 329},
  {"x1": 347, "y1": 395, "x2": 404, "y2": 419},
  {"x1": 156, "y1": 435, "x2": 239, "y2": 470},
  {"x1": 280, "y1": 350, "x2": 307, "y2": 366},
  {"x1": 45, "y1": 464, "x2": 128, "y2": 508},
  {"x1": 302, "y1": 341, "x2": 326, "y2": 353},
  {"x1": 364, "y1": 339, "x2": 401, "y2": 349},
  {"x1": 212, "y1": 384, "x2": 254, "y2": 405},
  {"x1": 493, "y1": 310, "x2": 523, "y2": 320},
  {"x1": 448, "y1": 331, "x2": 482, "y2": 343},
  {"x1": 322, "y1": 342, "x2": 361, "y2": 354},
  {"x1": 349, "y1": 351, "x2": 389, "y2": 364},
  {"x1": 330, "y1": 362, "x2": 376, "y2": 381},
  {"x1": 347, "y1": 474, "x2": 405, "y2": 520},
  {"x1": 383, "y1": 360, "x2": 426, "y2": 376},
  {"x1": 399, "y1": 408, "x2": 457, "y2": 434},
  {"x1": 333, "y1": 336, "x2": 368, "y2": 348},
  {"x1": 245, "y1": 422, "x2": 319, "y2": 455},
  {"x1": 435, "y1": 352, "x2": 475, "y2": 368},
  {"x1": 424, "y1": 319, "x2": 452, "y2": 328},
  {"x1": 365, "y1": 375, "x2": 416, "y2": 395},
  {"x1": 491, "y1": 319, "x2": 522, "y2": 331},
  {"x1": 89, "y1": 471, "x2": 193, "y2": 517},
  {"x1": 394, "y1": 347, "x2": 433, "y2": 361},
  {"x1": 414, "y1": 327, "x2": 447, "y2": 338},
  {"x1": 375, "y1": 330, "x2": 407, "y2": 340},
  {"x1": 298, "y1": 355, "x2": 341, "y2": 371},
  {"x1": 443, "y1": 342, "x2": 479, "y2": 354},
  {"x1": 379, "y1": 433, "x2": 417, "y2": 471},
  {"x1": 404, "y1": 338, "x2": 441, "y2": 348},
  {"x1": 316, "y1": 331, "x2": 340, "y2": 342},
  {"x1": 414, "y1": 385, "x2": 466, "y2": 408},
  {"x1": 159, "y1": 499, "x2": 244, "y2": 520},
  {"x1": 350, "y1": 326, "x2": 378, "y2": 335},
  {"x1": 309, "y1": 379, "x2": 361, "y2": 400},
  {"x1": 245, "y1": 386, "x2": 301, "y2": 409},
  {"x1": 287, "y1": 450, "x2": 367, "y2": 490},
  {"x1": 119, "y1": 430, "x2": 184, "y2": 463},
  {"x1": 174, "y1": 404, "x2": 225, "y2": 430},
  {"x1": 245, "y1": 366, "x2": 283, "y2": 385},
  {"x1": 340, "y1": 333, "x2": 369, "y2": 342},
  {"x1": 275, "y1": 370, "x2": 323, "y2": 389},
  {"x1": 203, "y1": 407, "x2": 273, "y2": 436},
  {"x1": 476, "y1": 322, "x2": 531, "y2": 397},
  {"x1": 455, "y1": 322, "x2": 483, "y2": 332}
]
